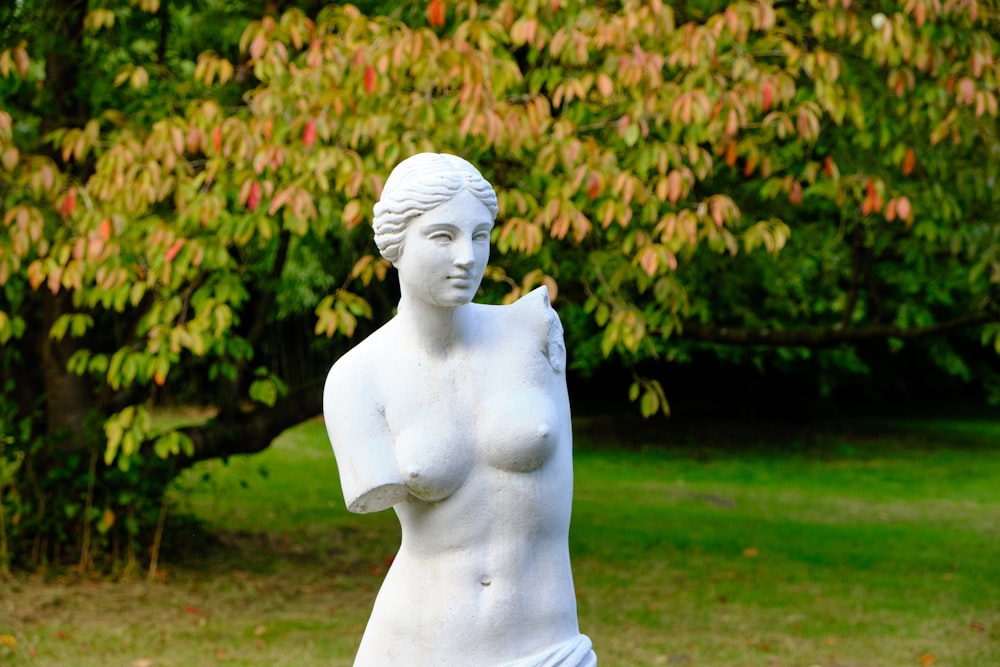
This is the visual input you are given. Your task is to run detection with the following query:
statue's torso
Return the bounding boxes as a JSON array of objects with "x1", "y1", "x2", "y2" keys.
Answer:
[{"x1": 351, "y1": 298, "x2": 582, "y2": 665}]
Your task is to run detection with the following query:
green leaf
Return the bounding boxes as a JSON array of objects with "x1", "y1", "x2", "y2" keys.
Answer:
[
  {"x1": 49, "y1": 314, "x2": 71, "y2": 341},
  {"x1": 249, "y1": 378, "x2": 278, "y2": 406}
]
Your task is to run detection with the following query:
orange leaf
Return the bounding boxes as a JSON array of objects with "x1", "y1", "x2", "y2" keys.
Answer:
[
  {"x1": 920, "y1": 654, "x2": 935, "y2": 666},
  {"x1": 639, "y1": 247, "x2": 659, "y2": 277},
  {"x1": 789, "y1": 180, "x2": 803, "y2": 206},
  {"x1": 363, "y1": 65, "x2": 376, "y2": 94},
  {"x1": 896, "y1": 195, "x2": 912, "y2": 222},
  {"x1": 343, "y1": 199, "x2": 363, "y2": 227},
  {"x1": 428, "y1": 0, "x2": 445, "y2": 28},
  {"x1": 212, "y1": 126, "x2": 221, "y2": 152},
  {"x1": 586, "y1": 172, "x2": 601, "y2": 200},
  {"x1": 761, "y1": 81, "x2": 773, "y2": 112},
  {"x1": 98, "y1": 218, "x2": 112, "y2": 240},
  {"x1": 667, "y1": 170, "x2": 682, "y2": 205},
  {"x1": 725, "y1": 108, "x2": 739, "y2": 136},
  {"x1": 885, "y1": 197, "x2": 897, "y2": 222},
  {"x1": 724, "y1": 141, "x2": 738, "y2": 167},
  {"x1": 902, "y1": 147, "x2": 916, "y2": 176},
  {"x1": 13, "y1": 47, "x2": 29, "y2": 76}
]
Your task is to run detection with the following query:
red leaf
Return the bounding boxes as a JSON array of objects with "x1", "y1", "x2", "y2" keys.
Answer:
[
  {"x1": 166, "y1": 239, "x2": 185, "y2": 263},
  {"x1": 184, "y1": 606, "x2": 202, "y2": 615},
  {"x1": 212, "y1": 126, "x2": 222, "y2": 152},
  {"x1": 247, "y1": 181, "x2": 261, "y2": 212},
  {"x1": 98, "y1": 218, "x2": 112, "y2": 240},
  {"x1": 302, "y1": 118, "x2": 317, "y2": 147},
  {"x1": 428, "y1": 0, "x2": 445, "y2": 27},
  {"x1": 60, "y1": 188, "x2": 76, "y2": 218},
  {"x1": 902, "y1": 147, "x2": 916, "y2": 176},
  {"x1": 586, "y1": 172, "x2": 601, "y2": 200},
  {"x1": 823, "y1": 156, "x2": 834, "y2": 177},
  {"x1": 761, "y1": 82, "x2": 773, "y2": 113},
  {"x1": 789, "y1": 180, "x2": 803, "y2": 206},
  {"x1": 363, "y1": 65, "x2": 377, "y2": 94}
]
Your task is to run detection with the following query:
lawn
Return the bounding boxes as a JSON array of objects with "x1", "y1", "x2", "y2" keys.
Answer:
[{"x1": 1, "y1": 413, "x2": 998, "y2": 666}]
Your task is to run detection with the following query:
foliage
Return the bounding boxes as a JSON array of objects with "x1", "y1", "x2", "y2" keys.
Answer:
[{"x1": 1, "y1": 0, "x2": 999, "y2": 568}]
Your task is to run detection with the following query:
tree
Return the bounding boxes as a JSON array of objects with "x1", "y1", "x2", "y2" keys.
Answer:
[{"x1": 1, "y1": 0, "x2": 998, "y2": 570}]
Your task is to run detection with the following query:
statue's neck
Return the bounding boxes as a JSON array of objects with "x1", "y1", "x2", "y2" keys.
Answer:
[{"x1": 396, "y1": 297, "x2": 473, "y2": 358}]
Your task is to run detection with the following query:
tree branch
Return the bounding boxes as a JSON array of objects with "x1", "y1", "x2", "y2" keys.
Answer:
[
  {"x1": 681, "y1": 310, "x2": 999, "y2": 347},
  {"x1": 176, "y1": 377, "x2": 324, "y2": 469}
]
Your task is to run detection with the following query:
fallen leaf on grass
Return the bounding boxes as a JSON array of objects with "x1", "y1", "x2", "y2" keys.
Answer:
[
  {"x1": 920, "y1": 654, "x2": 936, "y2": 666},
  {"x1": 0, "y1": 634, "x2": 16, "y2": 648},
  {"x1": 742, "y1": 546, "x2": 759, "y2": 557}
]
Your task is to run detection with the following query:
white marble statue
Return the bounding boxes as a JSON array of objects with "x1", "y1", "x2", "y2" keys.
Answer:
[{"x1": 323, "y1": 153, "x2": 596, "y2": 666}]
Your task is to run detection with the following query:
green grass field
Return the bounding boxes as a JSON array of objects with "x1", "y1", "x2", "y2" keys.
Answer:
[{"x1": 2, "y1": 414, "x2": 998, "y2": 666}]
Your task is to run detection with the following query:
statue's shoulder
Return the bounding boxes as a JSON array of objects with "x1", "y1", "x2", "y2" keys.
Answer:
[
  {"x1": 324, "y1": 323, "x2": 393, "y2": 404},
  {"x1": 493, "y1": 286, "x2": 565, "y2": 373}
]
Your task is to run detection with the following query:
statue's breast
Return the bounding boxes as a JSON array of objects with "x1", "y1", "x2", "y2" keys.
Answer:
[
  {"x1": 476, "y1": 387, "x2": 560, "y2": 474},
  {"x1": 393, "y1": 414, "x2": 474, "y2": 503}
]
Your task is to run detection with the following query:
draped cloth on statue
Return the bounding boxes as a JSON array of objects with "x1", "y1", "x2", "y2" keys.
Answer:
[{"x1": 500, "y1": 634, "x2": 597, "y2": 667}]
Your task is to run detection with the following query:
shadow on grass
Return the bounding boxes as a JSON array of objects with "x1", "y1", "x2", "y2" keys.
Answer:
[{"x1": 572, "y1": 407, "x2": 1000, "y2": 458}]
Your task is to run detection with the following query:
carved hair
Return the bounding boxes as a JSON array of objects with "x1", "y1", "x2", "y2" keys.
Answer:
[{"x1": 372, "y1": 153, "x2": 498, "y2": 264}]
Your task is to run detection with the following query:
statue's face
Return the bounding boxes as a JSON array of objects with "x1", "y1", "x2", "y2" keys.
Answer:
[{"x1": 395, "y1": 188, "x2": 493, "y2": 308}]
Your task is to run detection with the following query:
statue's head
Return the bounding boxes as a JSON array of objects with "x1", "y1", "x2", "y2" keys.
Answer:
[{"x1": 372, "y1": 153, "x2": 498, "y2": 264}]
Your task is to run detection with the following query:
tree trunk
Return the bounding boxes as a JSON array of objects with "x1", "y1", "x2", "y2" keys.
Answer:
[
  {"x1": 38, "y1": 291, "x2": 91, "y2": 450},
  {"x1": 177, "y1": 378, "x2": 324, "y2": 468},
  {"x1": 42, "y1": 0, "x2": 88, "y2": 126}
]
